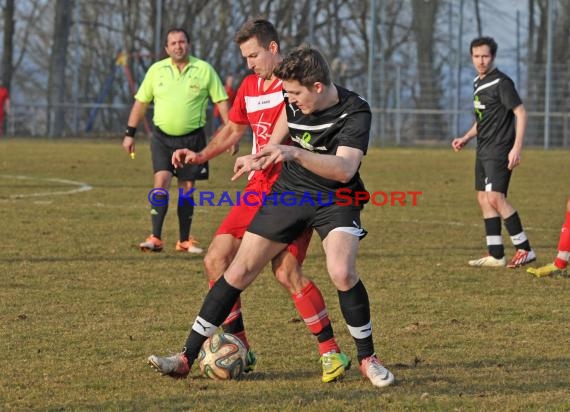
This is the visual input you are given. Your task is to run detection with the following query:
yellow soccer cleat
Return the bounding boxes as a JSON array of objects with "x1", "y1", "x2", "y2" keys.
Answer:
[
  {"x1": 527, "y1": 263, "x2": 567, "y2": 278},
  {"x1": 320, "y1": 351, "x2": 351, "y2": 383}
]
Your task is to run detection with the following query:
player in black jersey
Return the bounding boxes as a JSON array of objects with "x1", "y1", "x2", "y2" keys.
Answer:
[
  {"x1": 147, "y1": 45, "x2": 395, "y2": 388},
  {"x1": 452, "y1": 36, "x2": 535, "y2": 269}
]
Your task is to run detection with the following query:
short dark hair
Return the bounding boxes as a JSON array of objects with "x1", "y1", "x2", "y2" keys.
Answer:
[
  {"x1": 470, "y1": 36, "x2": 498, "y2": 57},
  {"x1": 165, "y1": 28, "x2": 190, "y2": 45},
  {"x1": 234, "y1": 18, "x2": 280, "y2": 51},
  {"x1": 273, "y1": 44, "x2": 332, "y2": 89}
]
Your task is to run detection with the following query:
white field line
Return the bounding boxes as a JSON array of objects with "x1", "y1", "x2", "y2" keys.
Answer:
[
  {"x1": 385, "y1": 218, "x2": 548, "y2": 233},
  {"x1": 0, "y1": 174, "x2": 93, "y2": 198},
  {"x1": 0, "y1": 176, "x2": 551, "y2": 231}
]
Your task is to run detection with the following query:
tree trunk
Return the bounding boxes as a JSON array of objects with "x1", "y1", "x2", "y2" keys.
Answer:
[
  {"x1": 474, "y1": 0, "x2": 482, "y2": 37},
  {"x1": 411, "y1": 0, "x2": 445, "y2": 141},
  {"x1": 2, "y1": 0, "x2": 15, "y2": 87},
  {"x1": 527, "y1": 0, "x2": 535, "y2": 64},
  {"x1": 553, "y1": 0, "x2": 570, "y2": 135},
  {"x1": 47, "y1": 0, "x2": 74, "y2": 137}
]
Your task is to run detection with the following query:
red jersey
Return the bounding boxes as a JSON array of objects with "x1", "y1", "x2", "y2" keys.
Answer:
[
  {"x1": 0, "y1": 87, "x2": 8, "y2": 119},
  {"x1": 215, "y1": 74, "x2": 311, "y2": 258},
  {"x1": 229, "y1": 75, "x2": 285, "y2": 155}
]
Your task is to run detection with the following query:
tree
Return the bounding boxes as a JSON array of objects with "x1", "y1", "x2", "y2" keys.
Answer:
[
  {"x1": 411, "y1": 0, "x2": 446, "y2": 141},
  {"x1": 47, "y1": 0, "x2": 74, "y2": 137},
  {"x1": 474, "y1": 0, "x2": 482, "y2": 37},
  {"x1": 553, "y1": 0, "x2": 570, "y2": 114},
  {"x1": 2, "y1": 0, "x2": 15, "y2": 87}
]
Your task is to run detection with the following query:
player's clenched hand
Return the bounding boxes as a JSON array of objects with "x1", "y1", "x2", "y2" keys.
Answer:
[{"x1": 451, "y1": 137, "x2": 466, "y2": 152}]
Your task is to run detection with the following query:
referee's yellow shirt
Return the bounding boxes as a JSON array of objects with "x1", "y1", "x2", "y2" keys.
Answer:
[{"x1": 135, "y1": 56, "x2": 228, "y2": 136}]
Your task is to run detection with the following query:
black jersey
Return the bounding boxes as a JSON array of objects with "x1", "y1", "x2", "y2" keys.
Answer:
[
  {"x1": 473, "y1": 68, "x2": 522, "y2": 160},
  {"x1": 272, "y1": 85, "x2": 370, "y2": 200}
]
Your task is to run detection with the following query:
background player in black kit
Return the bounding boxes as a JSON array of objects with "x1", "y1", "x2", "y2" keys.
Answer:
[
  {"x1": 148, "y1": 45, "x2": 395, "y2": 389},
  {"x1": 452, "y1": 36, "x2": 535, "y2": 269}
]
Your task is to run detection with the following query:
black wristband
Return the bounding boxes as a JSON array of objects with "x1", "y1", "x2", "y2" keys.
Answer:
[{"x1": 125, "y1": 126, "x2": 137, "y2": 137}]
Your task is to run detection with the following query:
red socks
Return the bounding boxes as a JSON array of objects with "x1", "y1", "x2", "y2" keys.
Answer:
[
  {"x1": 554, "y1": 212, "x2": 570, "y2": 269},
  {"x1": 293, "y1": 281, "x2": 339, "y2": 355}
]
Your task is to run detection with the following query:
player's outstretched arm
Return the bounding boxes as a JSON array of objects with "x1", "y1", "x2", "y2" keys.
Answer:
[
  {"x1": 201, "y1": 121, "x2": 248, "y2": 161},
  {"x1": 172, "y1": 121, "x2": 248, "y2": 168}
]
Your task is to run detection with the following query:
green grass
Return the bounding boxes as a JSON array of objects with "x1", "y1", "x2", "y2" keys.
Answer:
[{"x1": 1, "y1": 139, "x2": 569, "y2": 411}]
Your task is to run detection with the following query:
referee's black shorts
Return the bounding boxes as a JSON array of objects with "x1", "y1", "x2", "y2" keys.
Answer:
[{"x1": 151, "y1": 126, "x2": 209, "y2": 181}]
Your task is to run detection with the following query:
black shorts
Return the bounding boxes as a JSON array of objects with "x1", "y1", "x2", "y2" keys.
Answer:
[
  {"x1": 247, "y1": 194, "x2": 367, "y2": 244},
  {"x1": 475, "y1": 157, "x2": 512, "y2": 194},
  {"x1": 151, "y1": 126, "x2": 209, "y2": 181}
]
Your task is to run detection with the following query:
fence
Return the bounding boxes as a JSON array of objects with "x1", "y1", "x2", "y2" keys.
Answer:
[
  {"x1": 5, "y1": 62, "x2": 570, "y2": 148},
  {"x1": 369, "y1": 109, "x2": 570, "y2": 148},
  {"x1": 5, "y1": 102, "x2": 220, "y2": 140},
  {"x1": 6, "y1": 102, "x2": 569, "y2": 149}
]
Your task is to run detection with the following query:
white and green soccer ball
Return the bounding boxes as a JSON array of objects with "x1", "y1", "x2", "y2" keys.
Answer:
[{"x1": 197, "y1": 333, "x2": 247, "y2": 380}]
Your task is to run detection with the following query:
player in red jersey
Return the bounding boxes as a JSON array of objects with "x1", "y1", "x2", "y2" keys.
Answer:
[
  {"x1": 152, "y1": 19, "x2": 349, "y2": 383},
  {"x1": 527, "y1": 197, "x2": 570, "y2": 277},
  {"x1": 0, "y1": 80, "x2": 10, "y2": 137}
]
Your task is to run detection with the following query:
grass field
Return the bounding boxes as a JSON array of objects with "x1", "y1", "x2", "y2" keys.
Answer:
[{"x1": 1, "y1": 139, "x2": 569, "y2": 411}]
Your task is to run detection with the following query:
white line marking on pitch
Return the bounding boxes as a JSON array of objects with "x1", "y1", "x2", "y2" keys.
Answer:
[
  {"x1": 379, "y1": 218, "x2": 548, "y2": 233},
  {"x1": 0, "y1": 177, "x2": 549, "y2": 232},
  {"x1": 0, "y1": 174, "x2": 93, "y2": 199}
]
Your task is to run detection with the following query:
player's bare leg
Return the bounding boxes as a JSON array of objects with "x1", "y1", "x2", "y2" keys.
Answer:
[
  {"x1": 323, "y1": 231, "x2": 394, "y2": 388},
  {"x1": 204, "y1": 234, "x2": 241, "y2": 283}
]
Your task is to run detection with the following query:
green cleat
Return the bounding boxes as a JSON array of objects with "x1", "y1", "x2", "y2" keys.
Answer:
[
  {"x1": 320, "y1": 351, "x2": 351, "y2": 383},
  {"x1": 527, "y1": 263, "x2": 567, "y2": 278},
  {"x1": 244, "y1": 349, "x2": 257, "y2": 373}
]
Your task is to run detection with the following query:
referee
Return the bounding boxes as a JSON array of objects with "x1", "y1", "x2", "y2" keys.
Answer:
[{"x1": 122, "y1": 28, "x2": 229, "y2": 254}]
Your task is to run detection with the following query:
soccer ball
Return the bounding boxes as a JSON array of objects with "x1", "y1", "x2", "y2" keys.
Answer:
[{"x1": 197, "y1": 333, "x2": 247, "y2": 380}]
